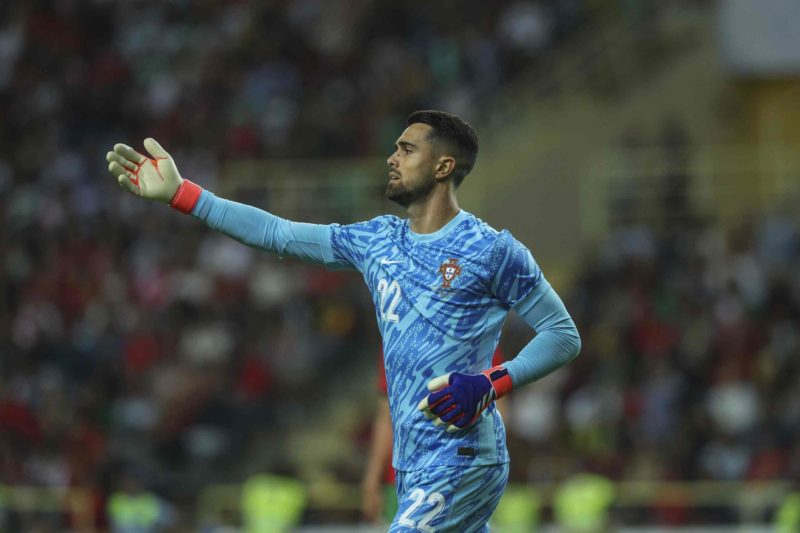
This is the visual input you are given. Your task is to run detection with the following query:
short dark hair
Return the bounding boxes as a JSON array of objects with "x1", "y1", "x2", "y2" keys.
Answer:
[{"x1": 407, "y1": 110, "x2": 478, "y2": 188}]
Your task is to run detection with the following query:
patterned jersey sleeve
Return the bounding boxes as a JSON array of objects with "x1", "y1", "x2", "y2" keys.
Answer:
[
  {"x1": 325, "y1": 216, "x2": 390, "y2": 272},
  {"x1": 490, "y1": 230, "x2": 543, "y2": 309}
]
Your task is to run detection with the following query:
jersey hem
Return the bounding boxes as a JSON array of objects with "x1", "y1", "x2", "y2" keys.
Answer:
[{"x1": 393, "y1": 457, "x2": 510, "y2": 473}]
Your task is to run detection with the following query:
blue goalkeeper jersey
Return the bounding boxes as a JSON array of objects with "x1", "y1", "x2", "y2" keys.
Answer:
[
  {"x1": 320, "y1": 210, "x2": 543, "y2": 471},
  {"x1": 191, "y1": 192, "x2": 578, "y2": 472}
]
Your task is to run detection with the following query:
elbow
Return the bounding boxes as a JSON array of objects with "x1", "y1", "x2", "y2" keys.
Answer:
[
  {"x1": 568, "y1": 326, "x2": 581, "y2": 361},
  {"x1": 560, "y1": 322, "x2": 581, "y2": 365}
]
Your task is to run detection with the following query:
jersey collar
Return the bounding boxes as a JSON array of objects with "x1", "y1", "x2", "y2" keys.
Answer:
[{"x1": 406, "y1": 210, "x2": 468, "y2": 243}]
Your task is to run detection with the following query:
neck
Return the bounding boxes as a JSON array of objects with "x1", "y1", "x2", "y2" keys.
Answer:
[{"x1": 406, "y1": 186, "x2": 460, "y2": 234}]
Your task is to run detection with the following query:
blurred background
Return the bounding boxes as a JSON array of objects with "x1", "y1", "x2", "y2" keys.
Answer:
[{"x1": 1, "y1": 0, "x2": 800, "y2": 531}]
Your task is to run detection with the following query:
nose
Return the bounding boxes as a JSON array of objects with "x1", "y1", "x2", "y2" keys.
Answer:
[{"x1": 387, "y1": 150, "x2": 398, "y2": 168}]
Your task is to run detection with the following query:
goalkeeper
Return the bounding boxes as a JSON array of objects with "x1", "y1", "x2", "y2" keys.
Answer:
[{"x1": 107, "y1": 111, "x2": 580, "y2": 532}]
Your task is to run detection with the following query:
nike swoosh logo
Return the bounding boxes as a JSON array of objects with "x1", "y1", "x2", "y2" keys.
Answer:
[{"x1": 380, "y1": 257, "x2": 404, "y2": 265}]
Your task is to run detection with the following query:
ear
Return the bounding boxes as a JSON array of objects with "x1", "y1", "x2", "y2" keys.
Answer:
[{"x1": 435, "y1": 156, "x2": 456, "y2": 180}]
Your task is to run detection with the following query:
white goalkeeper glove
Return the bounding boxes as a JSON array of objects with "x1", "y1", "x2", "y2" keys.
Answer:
[{"x1": 106, "y1": 138, "x2": 202, "y2": 213}]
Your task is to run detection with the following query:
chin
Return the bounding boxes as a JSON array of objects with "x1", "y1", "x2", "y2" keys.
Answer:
[
  {"x1": 386, "y1": 189, "x2": 411, "y2": 208},
  {"x1": 385, "y1": 177, "x2": 433, "y2": 208}
]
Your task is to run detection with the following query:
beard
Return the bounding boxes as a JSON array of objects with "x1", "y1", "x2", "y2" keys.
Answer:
[{"x1": 386, "y1": 176, "x2": 436, "y2": 208}]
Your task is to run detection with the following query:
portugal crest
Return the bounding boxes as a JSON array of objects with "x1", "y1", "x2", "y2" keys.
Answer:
[{"x1": 438, "y1": 258, "x2": 462, "y2": 288}]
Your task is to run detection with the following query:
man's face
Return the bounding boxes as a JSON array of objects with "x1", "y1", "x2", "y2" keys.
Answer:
[{"x1": 385, "y1": 123, "x2": 439, "y2": 208}]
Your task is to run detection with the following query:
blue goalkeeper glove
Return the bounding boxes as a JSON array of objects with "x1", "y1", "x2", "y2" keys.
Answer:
[{"x1": 417, "y1": 366, "x2": 513, "y2": 433}]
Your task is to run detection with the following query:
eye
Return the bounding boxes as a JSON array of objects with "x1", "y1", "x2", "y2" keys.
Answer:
[{"x1": 403, "y1": 148, "x2": 412, "y2": 154}]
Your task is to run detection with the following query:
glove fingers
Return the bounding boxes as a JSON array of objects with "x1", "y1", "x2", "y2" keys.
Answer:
[
  {"x1": 417, "y1": 397, "x2": 435, "y2": 419},
  {"x1": 108, "y1": 161, "x2": 130, "y2": 179},
  {"x1": 429, "y1": 397, "x2": 456, "y2": 418},
  {"x1": 427, "y1": 389, "x2": 451, "y2": 408},
  {"x1": 438, "y1": 406, "x2": 464, "y2": 423},
  {"x1": 426, "y1": 374, "x2": 451, "y2": 392},
  {"x1": 106, "y1": 151, "x2": 137, "y2": 172},
  {"x1": 434, "y1": 416, "x2": 453, "y2": 427},
  {"x1": 117, "y1": 174, "x2": 139, "y2": 195},
  {"x1": 114, "y1": 143, "x2": 147, "y2": 165},
  {"x1": 418, "y1": 389, "x2": 452, "y2": 419},
  {"x1": 421, "y1": 371, "x2": 496, "y2": 433},
  {"x1": 143, "y1": 138, "x2": 170, "y2": 159},
  {"x1": 446, "y1": 412, "x2": 472, "y2": 432}
]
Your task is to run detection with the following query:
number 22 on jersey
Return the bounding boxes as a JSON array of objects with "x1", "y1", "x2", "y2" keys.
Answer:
[{"x1": 376, "y1": 277, "x2": 402, "y2": 322}]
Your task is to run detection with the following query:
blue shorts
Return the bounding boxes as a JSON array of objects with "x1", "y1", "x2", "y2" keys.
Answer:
[{"x1": 388, "y1": 463, "x2": 509, "y2": 533}]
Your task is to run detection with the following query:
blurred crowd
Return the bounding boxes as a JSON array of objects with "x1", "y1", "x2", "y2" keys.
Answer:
[
  {"x1": 504, "y1": 176, "x2": 800, "y2": 526},
  {"x1": 525, "y1": 206, "x2": 800, "y2": 470},
  {"x1": 0, "y1": 0, "x2": 592, "y2": 165},
  {"x1": 0, "y1": 0, "x2": 788, "y2": 530}
]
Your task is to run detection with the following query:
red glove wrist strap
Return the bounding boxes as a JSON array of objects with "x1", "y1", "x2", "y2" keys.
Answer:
[
  {"x1": 169, "y1": 179, "x2": 203, "y2": 214},
  {"x1": 482, "y1": 365, "x2": 513, "y2": 398}
]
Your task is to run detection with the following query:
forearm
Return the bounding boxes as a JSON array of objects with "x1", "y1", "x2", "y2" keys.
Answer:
[
  {"x1": 191, "y1": 190, "x2": 334, "y2": 264},
  {"x1": 504, "y1": 281, "x2": 581, "y2": 387},
  {"x1": 418, "y1": 282, "x2": 579, "y2": 431}
]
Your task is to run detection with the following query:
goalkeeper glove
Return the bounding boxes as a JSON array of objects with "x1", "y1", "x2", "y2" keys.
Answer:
[
  {"x1": 106, "y1": 138, "x2": 202, "y2": 213},
  {"x1": 417, "y1": 366, "x2": 513, "y2": 433}
]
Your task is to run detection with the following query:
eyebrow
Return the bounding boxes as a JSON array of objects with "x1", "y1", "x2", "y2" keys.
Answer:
[{"x1": 395, "y1": 140, "x2": 418, "y2": 150}]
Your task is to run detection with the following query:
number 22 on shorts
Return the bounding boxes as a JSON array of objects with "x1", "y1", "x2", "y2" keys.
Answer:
[{"x1": 398, "y1": 488, "x2": 445, "y2": 532}]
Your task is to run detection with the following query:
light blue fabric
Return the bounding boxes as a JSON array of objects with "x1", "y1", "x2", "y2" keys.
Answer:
[
  {"x1": 192, "y1": 190, "x2": 335, "y2": 264},
  {"x1": 506, "y1": 280, "x2": 581, "y2": 387},
  {"x1": 390, "y1": 463, "x2": 508, "y2": 533},
  {"x1": 190, "y1": 191, "x2": 580, "y2": 471}
]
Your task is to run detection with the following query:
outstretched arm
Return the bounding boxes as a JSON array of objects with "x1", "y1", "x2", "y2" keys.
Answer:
[
  {"x1": 191, "y1": 191, "x2": 335, "y2": 264},
  {"x1": 106, "y1": 139, "x2": 336, "y2": 266}
]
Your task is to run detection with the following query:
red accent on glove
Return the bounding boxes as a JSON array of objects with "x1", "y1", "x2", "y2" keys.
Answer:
[
  {"x1": 482, "y1": 365, "x2": 513, "y2": 399},
  {"x1": 169, "y1": 179, "x2": 203, "y2": 214}
]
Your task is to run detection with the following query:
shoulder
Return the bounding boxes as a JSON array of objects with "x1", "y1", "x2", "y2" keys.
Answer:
[
  {"x1": 370, "y1": 214, "x2": 404, "y2": 229},
  {"x1": 465, "y1": 213, "x2": 529, "y2": 252},
  {"x1": 462, "y1": 212, "x2": 503, "y2": 238},
  {"x1": 480, "y1": 223, "x2": 536, "y2": 274},
  {"x1": 331, "y1": 214, "x2": 403, "y2": 234},
  {"x1": 459, "y1": 212, "x2": 511, "y2": 250},
  {"x1": 352, "y1": 214, "x2": 402, "y2": 229}
]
